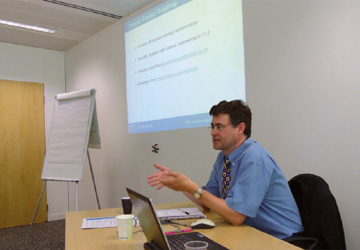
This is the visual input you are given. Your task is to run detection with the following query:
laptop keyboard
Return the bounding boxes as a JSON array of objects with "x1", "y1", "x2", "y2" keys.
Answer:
[{"x1": 167, "y1": 234, "x2": 193, "y2": 250}]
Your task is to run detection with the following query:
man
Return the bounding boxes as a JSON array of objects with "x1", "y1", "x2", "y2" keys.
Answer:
[{"x1": 147, "y1": 100, "x2": 303, "y2": 239}]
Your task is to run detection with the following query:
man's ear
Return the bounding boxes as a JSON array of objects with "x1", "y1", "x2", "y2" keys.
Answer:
[{"x1": 238, "y1": 122, "x2": 246, "y2": 134}]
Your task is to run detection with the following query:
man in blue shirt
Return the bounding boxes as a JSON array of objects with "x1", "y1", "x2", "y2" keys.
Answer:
[{"x1": 147, "y1": 100, "x2": 303, "y2": 239}]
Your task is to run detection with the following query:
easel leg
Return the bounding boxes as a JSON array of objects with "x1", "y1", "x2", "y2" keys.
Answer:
[
  {"x1": 87, "y1": 149, "x2": 101, "y2": 209},
  {"x1": 25, "y1": 180, "x2": 47, "y2": 245},
  {"x1": 76, "y1": 181, "x2": 79, "y2": 211}
]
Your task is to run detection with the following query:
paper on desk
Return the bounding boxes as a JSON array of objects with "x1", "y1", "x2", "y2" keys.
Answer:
[
  {"x1": 81, "y1": 217, "x2": 117, "y2": 229},
  {"x1": 81, "y1": 216, "x2": 139, "y2": 229}
]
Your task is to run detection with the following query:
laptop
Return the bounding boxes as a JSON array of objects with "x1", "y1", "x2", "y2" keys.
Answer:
[{"x1": 126, "y1": 187, "x2": 229, "y2": 250}]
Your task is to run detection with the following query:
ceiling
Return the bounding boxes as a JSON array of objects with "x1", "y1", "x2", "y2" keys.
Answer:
[{"x1": 0, "y1": 0, "x2": 155, "y2": 52}]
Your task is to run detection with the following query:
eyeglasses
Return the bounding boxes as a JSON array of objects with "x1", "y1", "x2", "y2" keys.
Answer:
[{"x1": 208, "y1": 124, "x2": 230, "y2": 132}]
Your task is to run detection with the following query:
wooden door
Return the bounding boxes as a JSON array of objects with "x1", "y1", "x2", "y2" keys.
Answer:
[{"x1": 0, "y1": 79, "x2": 47, "y2": 229}]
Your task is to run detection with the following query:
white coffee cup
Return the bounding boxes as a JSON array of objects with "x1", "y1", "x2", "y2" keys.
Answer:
[{"x1": 116, "y1": 214, "x2": 134, "y2": 240}]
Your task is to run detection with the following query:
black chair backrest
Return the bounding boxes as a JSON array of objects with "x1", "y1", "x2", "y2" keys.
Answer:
[{"x1": 288, "y1": 174, "x2": 346, "y2": 250}]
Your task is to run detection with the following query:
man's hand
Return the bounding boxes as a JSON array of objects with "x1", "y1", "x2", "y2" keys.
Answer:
[
  {"x1": 146, "y1": 164, "x2": 172, "y2": 190},
  {"x1": 147, "y1": 164, "x2": 198, "y2": 193}
]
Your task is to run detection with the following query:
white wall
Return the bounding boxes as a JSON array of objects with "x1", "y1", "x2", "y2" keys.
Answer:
[
  {"x1": 0, "y1": 41, "x2": 66, "y2": 220},
  {"x1": 243, "y1": 1, "x2": 360, "y2": 249},
  {"x1": 64, "y1": 1, "x2": 360, "y2": 249}
]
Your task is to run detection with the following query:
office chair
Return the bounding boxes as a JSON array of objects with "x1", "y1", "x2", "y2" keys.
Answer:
[{"x1": 284, "y1": 174, "x2": 346, "y2": 250}]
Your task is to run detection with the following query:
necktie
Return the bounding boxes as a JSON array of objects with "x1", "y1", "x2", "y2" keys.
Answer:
[{"x1": 222, "y1": 157, "x2": 231, "y2": 199}]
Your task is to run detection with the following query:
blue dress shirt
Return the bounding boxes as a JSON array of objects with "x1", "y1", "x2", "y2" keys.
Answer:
[{"x1": 203, "y1": 138, "x2": 303, "y2": 239}]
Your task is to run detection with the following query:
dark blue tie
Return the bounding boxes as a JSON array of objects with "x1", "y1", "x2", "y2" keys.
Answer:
[{"x1": 222, "y1": 157, "x2": 231, "y2": 198}]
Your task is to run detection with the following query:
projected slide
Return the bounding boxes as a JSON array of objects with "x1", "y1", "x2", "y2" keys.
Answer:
[{"x1": 125, "y1": 0, "x2": 245, "y2": 134}]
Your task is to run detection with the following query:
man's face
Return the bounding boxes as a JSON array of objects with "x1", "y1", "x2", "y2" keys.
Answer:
[{"x1": 210, "y1": 113, "x2": 242, "y2": 156}]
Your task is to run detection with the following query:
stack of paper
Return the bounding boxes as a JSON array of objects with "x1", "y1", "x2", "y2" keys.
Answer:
[{"x1": 156, "y1": 207, "x2": 206, "y2": 221}]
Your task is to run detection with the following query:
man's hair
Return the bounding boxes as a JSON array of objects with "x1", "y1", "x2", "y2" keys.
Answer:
[{"x1": 209, "y1": 100, "x2": 252, "y2": 138}]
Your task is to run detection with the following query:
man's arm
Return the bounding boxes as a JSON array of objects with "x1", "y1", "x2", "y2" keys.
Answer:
[
  {"x1": 183, "y1": 191, "x2": 208, "y2": 209},
  {"x1": 147, "y1": 164, "x2": 246, "y2": 225},
  {"x1": 183, "y1": 183, "x2": 246, "y2": 226}
]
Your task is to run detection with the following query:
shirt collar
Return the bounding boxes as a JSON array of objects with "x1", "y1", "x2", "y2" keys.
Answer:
[{"x1": 226, "y1": 137, "x2": 253, "y2": 163}]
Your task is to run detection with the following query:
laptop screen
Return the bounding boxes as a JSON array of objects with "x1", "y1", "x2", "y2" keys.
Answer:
[{"x1": 126, "y1": 188, "x2": 170, "y2": 250}]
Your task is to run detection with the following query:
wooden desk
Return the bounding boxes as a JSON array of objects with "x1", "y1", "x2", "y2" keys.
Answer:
[{"x1": 66, "y1": 202, "x2": 301, "y2": 250}]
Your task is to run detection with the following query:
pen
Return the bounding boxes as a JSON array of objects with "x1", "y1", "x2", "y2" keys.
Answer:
[
  {"x1": 165, "y1": 228, "x2": 193, "y2": 235},
  {"x1": 164, "y1": 220, "x2": 187, "y2": 226},
  {"x1": 178, "y1": 208, "x2": 190, "y2": 215}
]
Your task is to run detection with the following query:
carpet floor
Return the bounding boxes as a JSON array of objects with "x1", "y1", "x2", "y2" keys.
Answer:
[{"x1": 0, "y1": 219, "x2": 65, "y2": 250}]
